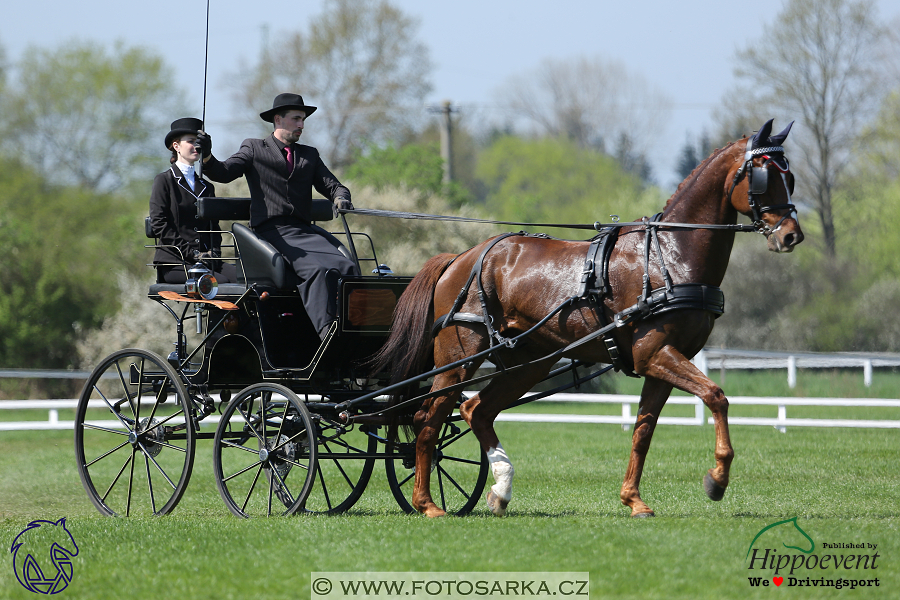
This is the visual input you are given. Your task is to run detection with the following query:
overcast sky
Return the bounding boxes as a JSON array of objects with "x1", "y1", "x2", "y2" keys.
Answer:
[{"x1": 3, "y1": 0, "x2": 898, "y2": 189}]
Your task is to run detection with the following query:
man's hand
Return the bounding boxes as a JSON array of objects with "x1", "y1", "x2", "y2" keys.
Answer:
[
  {"x1": 334, "y1": 197, "x2": 354, "y2": 212},
  {"x1": 195, "y1": 131, "x2": 212, "y2": 158}
]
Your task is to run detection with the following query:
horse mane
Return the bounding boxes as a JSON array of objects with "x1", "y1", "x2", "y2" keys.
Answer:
[{"x1": 663, "y1": 138, "x2": 743, "y2": 211}]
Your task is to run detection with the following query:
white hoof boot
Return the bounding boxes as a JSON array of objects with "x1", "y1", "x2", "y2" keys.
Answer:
[{"x1": 486, "y1": 444, "x2": 513, "y2": 517}]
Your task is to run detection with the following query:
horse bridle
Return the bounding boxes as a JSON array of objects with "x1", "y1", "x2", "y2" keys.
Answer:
[{"x1": 727, "y1": 139, "x2": 797, "y2": 235}]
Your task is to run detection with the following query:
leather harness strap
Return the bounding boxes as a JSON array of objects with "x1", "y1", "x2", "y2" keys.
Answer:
[{"x1": 431, "y1": 224, "x2": 727, "y2": 378}]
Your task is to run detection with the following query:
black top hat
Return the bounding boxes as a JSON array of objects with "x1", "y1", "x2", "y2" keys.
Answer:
[
  {"x1": 165, "y1": 117, "x2": 203, "y2": 149},
  {"x1": 259, "y1": 93, "x2": 318, "y2": 123}
]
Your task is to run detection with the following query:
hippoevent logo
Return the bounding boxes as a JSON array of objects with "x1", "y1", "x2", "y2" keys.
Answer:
[
  {"x1": 745, "y1": 517, "x2": 880, "y2": 590},
  {"x1": 10, "y1": 518, "x2": 79, "y2": 594}
]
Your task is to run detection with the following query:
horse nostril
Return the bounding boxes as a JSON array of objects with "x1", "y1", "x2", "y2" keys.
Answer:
[{"x1": 782, "y1": 231, "x2": 802, "y2": 248}]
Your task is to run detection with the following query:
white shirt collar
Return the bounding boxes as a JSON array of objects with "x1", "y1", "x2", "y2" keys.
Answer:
[{"x1": 174, "y1": 160, "x2": 196, "y2": 188}]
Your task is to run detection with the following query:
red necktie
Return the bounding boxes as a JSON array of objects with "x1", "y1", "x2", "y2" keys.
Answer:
[{"x1": 285, "y1": 145, "x2": 293, "y2": 175}]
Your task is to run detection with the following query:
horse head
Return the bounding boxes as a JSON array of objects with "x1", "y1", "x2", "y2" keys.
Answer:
[{"x1": 727, "y1": 119, "x2": 804, "y2": 253}]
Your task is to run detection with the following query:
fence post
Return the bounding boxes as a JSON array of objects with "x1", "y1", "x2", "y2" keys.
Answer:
[
  {"x1": 864, "y1": 360, "x2": 873, "y2": 387},
  {"x1": 787, "y1": 355, "x2": 797, "y2": 389},
  {"x1": 694, "y1": 349, "x2": 708, "y2": 376}
]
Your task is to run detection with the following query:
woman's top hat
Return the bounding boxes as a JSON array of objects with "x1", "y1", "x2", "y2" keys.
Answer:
[{"x1": 165, "y1": 117, "x2": 203, "y2": 149}]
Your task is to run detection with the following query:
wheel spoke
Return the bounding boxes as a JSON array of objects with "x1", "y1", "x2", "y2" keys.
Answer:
[
  {"x1": 223, "y1": 460, "x2": 265, "y2": 483},
  {"x1": 220, "y1": 438, "x2": 262, "y2": 455},
  {"x1": 396, "y1": 469, "x2": 414, "y2": 488},
  {"x1": 125, "y1": 448, "x2": 136, "y2": 517},
  {"x1": 144, "y1": 440, "x2": 187, "y2": 454},
  {"x1": 271, "y1": 464, "x2": 296, "y2": 507},
  {"x1": 92, "y1": 384, "x2": 135, "y2": 430},
  {"x1": 101, "y1": 452, "x2": 134, "y2": 502},
  {"x1": 145, "y1": 454, "x2": 157, "y2": 514},
  {"x1": 134, "y1": 356, "x2": 145, "y2": 423},
  {"x1": 114, "y1": 362, "x2": 138, "y2": 419},
  {"x1": 267, "y1": 465, "x2": 275, "y2": 516},
  {"x1": 271, "y1": 427, "x2": 310, "y2": 452},
  {"x1": 439, "y1": 456, "x2": 481, "y2": 466},
  {"x1": 85, "y1": 441, "x2": 130, "y2": 468},
  {"x1": 237, "y1": 401, "x2": 265, "y2": 445},
  {"x1": 240, "y1": 464, "x2": 264, "y2": 513},
  {"x1": 437, "y1": 464, "x2": 447, "y2": 511},
  {"x1": 322, "y1": 441, "x2": 354, "y2": 489},
  {"x1": 437, "y1": 425, "x2": 472, "y2": 450},
  {"x1": 437, "y1": 464, "x2": 471, "y2": 499},
  {"x1": 82, "y1": 422, "x2": 130, "y2": 436},
  {"x1": 144, "y1": 376, "x2": 171, "y2": 424},
  {"x1": 139, "y1": 407, "x2": 185, "y2": 431},
  {"x1": 315, "y1": 466, "x2": 333, "y2": 510},
  {"x1": 137, "y1": 442, "x2": 177, "y2": 489}
]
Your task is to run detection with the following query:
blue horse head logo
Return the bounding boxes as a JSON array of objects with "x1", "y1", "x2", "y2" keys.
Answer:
[
  {"x1": 746, "y1": 516, "x2": 815, "y2": 560},
  {"x1": 10, "y1": 518, "x2": 79, "y2": 594}
]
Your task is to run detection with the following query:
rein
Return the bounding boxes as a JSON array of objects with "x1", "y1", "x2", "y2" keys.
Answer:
[{"x1": 343, "y1": 207, "x2": 758, "y2": 233}]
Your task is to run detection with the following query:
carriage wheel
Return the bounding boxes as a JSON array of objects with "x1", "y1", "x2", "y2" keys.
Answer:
[
  {"x1": 384, "y1": 419, "x2": 489, "y2": 516},
  {"x1": 296, "y1": 422, "x2": 377, "y2": 515},
  {"x1": 74, "y1": 349, "x2": 195, "y2": 517},
  {"x1": 213, "y1": 384, "x2": 317, "y2": 517}
]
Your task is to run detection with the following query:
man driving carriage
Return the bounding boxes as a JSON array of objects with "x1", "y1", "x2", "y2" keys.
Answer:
[{"x1": 197, "y1": 93, "x2": 359, "y2": 340}]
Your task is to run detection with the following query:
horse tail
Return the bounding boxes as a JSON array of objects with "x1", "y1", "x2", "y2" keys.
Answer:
[{"x1": 370, "y1": 252, "x2": 457, "y2": 440}]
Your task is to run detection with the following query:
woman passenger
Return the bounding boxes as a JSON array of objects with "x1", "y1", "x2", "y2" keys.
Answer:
[{"x1": 149, "y1": 118, "x2": 236, "y2": 283}]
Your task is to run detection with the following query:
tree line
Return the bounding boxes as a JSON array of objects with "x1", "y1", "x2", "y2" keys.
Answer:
[{"x1": 0, "y1": 0, "x2": 898, "y2": 383}]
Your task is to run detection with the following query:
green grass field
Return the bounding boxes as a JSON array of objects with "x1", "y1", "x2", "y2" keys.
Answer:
[{"x1": 1, "y1": 393, "x2": 898, "y2": 600}]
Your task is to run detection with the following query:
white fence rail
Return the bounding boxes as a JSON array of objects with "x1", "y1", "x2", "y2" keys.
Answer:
[
  {"x1": 3, "y1": 393, "x2": 899, "y2": 432},
  {"x1": 694, "y1": 349, "x2": 900, "y2": 388}
]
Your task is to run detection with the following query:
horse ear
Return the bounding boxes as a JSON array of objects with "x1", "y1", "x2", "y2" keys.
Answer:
[
  {"x1": 769, "y1": 121, "x2": 794, "y2": 145},
  {"x1": 753, "y1": 119, "x2": 775, "y2": 147}
]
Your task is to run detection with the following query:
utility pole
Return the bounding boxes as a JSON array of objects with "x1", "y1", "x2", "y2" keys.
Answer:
[{"x1": 429, "y1": 101, "x2": 455, "y2": 184}]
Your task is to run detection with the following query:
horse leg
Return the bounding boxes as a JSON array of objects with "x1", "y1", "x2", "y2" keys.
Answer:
[
  {"x1": 639, "y1": 346, "x2": 734, "y2": 503},
  {"x1": 620, "y1": 376, "x2": 672, "y2": 517},
  {"x1": 412, "y1": 364, "x2": 481, "y2": 518},
  {"x1": 459, "y1": 358, "x2": 556, "y2": 517}
]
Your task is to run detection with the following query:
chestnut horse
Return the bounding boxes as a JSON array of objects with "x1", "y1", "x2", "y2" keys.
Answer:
[{"x1": 374, "y1": 120, "x2": 803, "y2": 518}]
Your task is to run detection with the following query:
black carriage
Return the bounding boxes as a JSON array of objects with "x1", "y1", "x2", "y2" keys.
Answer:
[{"x1": 73, "y1": 198, "x2": 489, "y2": 518}]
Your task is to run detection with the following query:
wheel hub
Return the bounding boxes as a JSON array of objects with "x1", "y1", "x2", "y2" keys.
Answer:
[{"x1": 138, "y1": 418, "x2": 165, "y2": 457}]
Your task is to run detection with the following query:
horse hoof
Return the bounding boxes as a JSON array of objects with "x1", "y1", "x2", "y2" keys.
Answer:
[
  {"x1": 704, "y1": 471, "x2": 727, "y2": 501},
  {"x1": 632, "y1": 511, "x2": 655, "y2": 518},
  {"x1": 486, "y1": 489, "x2": 509, "y2": 517}
]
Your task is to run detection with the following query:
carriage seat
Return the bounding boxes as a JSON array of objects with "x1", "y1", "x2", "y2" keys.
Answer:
[
  {"x1": 147, "y1": 197, "x2": 351, "y2": 296},
  {"x1": 231, "y1": 222, "x2": 299, "y2": 290},
  {"x1": 200, "y1": 197, "x2": 352, "y2": 292}
]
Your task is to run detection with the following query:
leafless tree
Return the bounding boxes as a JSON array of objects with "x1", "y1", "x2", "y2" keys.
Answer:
[
  {"x1": 228, "y1": 0, "x2": 432, "y2": 168},
  {"x1": 721, "y1": 0, "x2": 892, "y2": 258},
  {"x1": 493, "y1": 55, "x2": 672, "y2": 161}
]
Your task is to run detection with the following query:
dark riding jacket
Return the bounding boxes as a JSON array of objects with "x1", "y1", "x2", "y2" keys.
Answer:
[
  {"x1": 202, "y1": 134, "x2": 350, "y2": 228},
  {"x1": 149, "y1": 166, "x2": 221, "y2": 265}
]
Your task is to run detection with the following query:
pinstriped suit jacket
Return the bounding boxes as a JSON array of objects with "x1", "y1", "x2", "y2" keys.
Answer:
[{"x1": 203, "y1": 134, "x2": 350, "y2": 228}]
